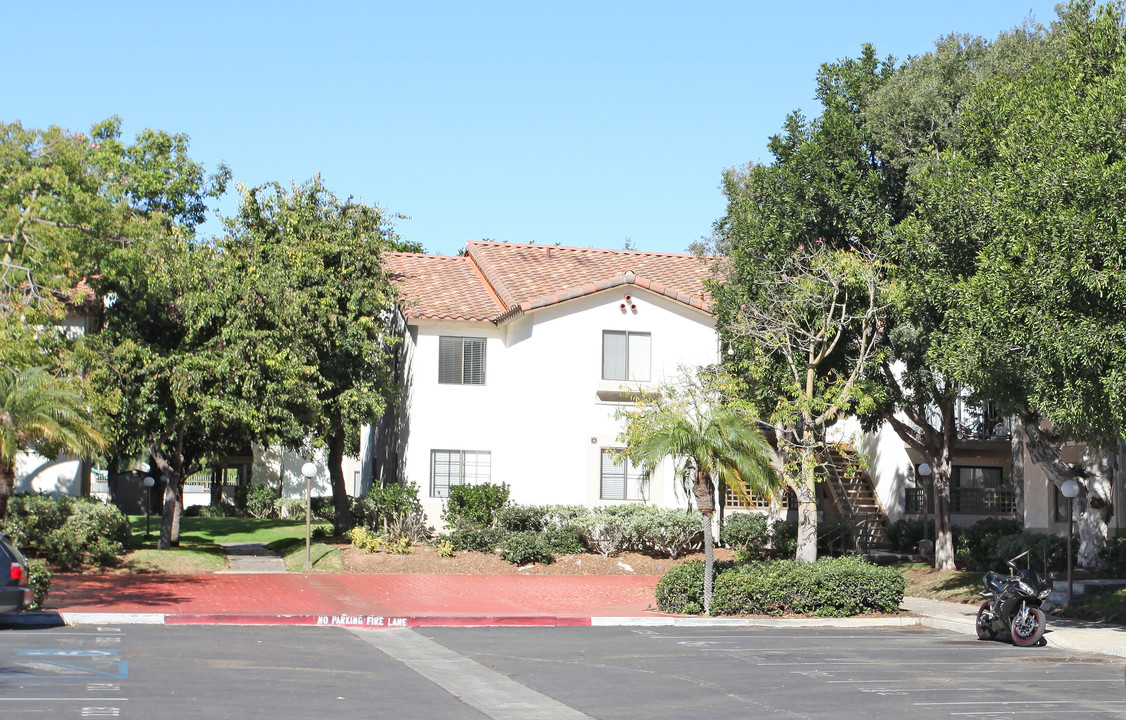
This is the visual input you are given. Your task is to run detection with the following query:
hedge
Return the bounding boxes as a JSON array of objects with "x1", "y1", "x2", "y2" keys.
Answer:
[{"x1": 656, "y1": 556, "x2": 906, "y2": 617}]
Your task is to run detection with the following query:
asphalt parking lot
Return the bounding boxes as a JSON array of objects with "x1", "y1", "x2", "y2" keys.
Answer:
[{"x1": 1, "y1": 624, "x2": 1122, "y2": 719}]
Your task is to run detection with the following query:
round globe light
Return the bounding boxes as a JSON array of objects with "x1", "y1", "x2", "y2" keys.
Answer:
[
  {"x1": 1061, "y1": 479, "x2": 1080, "y2": 498},
  {"x1": 301, "y1": 462, "x2": 317, "y2": 479},
  {"x1": 918, "y1": 463, "x2": 932, "y2": 477},
  {"x1": 143, "y1": 476, "x2": 155, "y2": 488}
]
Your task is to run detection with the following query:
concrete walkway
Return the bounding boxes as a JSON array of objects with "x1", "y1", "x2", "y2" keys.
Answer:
[{"x1": 217, "y1": 542, "x2": 287, "y2": 574}]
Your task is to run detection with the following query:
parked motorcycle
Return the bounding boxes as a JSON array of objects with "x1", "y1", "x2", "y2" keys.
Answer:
[{"x1": 975, "y1": 554, "x2": 1052, "y2": 647}]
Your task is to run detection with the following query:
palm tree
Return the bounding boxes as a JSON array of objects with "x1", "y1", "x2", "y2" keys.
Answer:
[
  {"x1": 618, "y1": 370, "x2": 780, "y2": 614},
  {"x1": 0, "y1": 366, "x2": 107, "y2": 521}
]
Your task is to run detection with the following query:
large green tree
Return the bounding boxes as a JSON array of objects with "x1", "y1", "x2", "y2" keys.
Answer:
[
  {"x1": 940, "y1": 0, "x2": 1126, "y2": 565},
  {"x1": 224, "y1": 177, "x2": 419, "y2": 533},
  {"x1": 711, "y1": 48, "x2": 893, "y2": 562},
  {"x1": 617, "y1": 368, "x2": 780, "y2": 614}
]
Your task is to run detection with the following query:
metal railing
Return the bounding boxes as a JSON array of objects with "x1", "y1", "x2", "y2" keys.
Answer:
[{"x1": 905, "y1": 487, "x2": 1015, "y2": 515}]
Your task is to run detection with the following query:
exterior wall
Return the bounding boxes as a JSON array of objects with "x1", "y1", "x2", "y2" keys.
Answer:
[
  {"x1": 14, "y1": 452, "x2": 85, "y2": 497},
  {"x1": 397, "y1": 287, "x2": 719, "y2": 526}
]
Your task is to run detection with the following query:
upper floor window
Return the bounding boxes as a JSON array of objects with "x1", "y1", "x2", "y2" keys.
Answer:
[
  {"x1": 439, "y1": 336, "x2": 486, "y2": 385},
  {"x1": 602, "y1": 331, "x2": 650, "y2": 382}
]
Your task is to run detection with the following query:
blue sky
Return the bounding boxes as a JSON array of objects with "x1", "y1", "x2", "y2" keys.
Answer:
[{"x1": 4, "y1": 1, "x2": 1061, "y2": 257}]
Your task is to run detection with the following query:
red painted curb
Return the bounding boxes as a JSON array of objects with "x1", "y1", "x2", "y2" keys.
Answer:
[{"x1": 163, "y1": 613, "x2": 593, "y2": 628}]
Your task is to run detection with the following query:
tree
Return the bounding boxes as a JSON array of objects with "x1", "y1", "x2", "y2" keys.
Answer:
[
  {"x1": 938, "y1": 0, "x2": 1126, "y2": 566},
  {"x1": 617, "y1": 368, "x2": 780, "y2": 614},
  {"x1": 0, "y1": 366, "x2": 106, "y2": 520},
  {"x1": 225, "y1": 177, "x2": 419, "y2": 533},
  {"x1": 711, "y1": 48, "x2": 893, "y2": 562}
]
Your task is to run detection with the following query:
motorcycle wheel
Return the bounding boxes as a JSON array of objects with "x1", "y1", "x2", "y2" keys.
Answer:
[
  {"x1": 1010, "y1": 606, "x2": 1046, "y2": 647},
  {"x1": 975, "y1": 602, "x2": 997, "y2": 640}
]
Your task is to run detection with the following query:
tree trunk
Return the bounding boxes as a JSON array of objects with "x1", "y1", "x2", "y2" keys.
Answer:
[
  {"x1": 931, "y1": 443, "x2": 956, "y2": 571},
  {"x1": 328, "y1": 432, "x2": 351, "y2": 535},
  {"x1": 795, "y1": 439, "x2": 819, "y2": 563},
  {"x1": 158, "y1": 474, "x2": 183, "y2": 550},
  {"x1": 701, "y1": 510, "x2": 715, "y2": 616},
  {"x1": 0, "y1": 463, "x2": 14, "y2": 522},
  {"x1": 1011, "y1": 422, "x2": 1026, "y2": 521}
]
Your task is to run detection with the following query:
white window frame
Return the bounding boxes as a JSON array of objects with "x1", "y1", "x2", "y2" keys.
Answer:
[
  {"x1": 438, "y1": 336, "x2": 486, "y2": 385},
  {"x1": 602, "y1": 330, "x2": 651, "y2": 382},
  {"x1": 600, "y1": 448, "x2": 647, "y2": 501},
  {"x1": 430, "y1": 449, "x2": 491, "y2": 497}
]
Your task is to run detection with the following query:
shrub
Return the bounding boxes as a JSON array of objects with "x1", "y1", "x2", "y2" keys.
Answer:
[
  {"x1": 707, "y1": 557, "x2": 906, "y2": 617},
  {"x1": 498, "y1": 531, "x2": 555, "y2": 565},
  {"x1": 353, "y1": 482, "x2": 430, "y2": 542},
  {"x1": 723, "y1": 512, "x2": 770, "y2": 557},
  {"x1": 655, "y1": 560, "x2": 707, "y2": 615},
  {"x1": 311, "y1": 496, "x2": 336, "y2": 523},
  {"x1": 3, "y1": 495, "x2": 130, "y2": 570},
  {"x1": 1100, "y1": 538, "x2": 1126, "y2": 576},
  {"x1": 275, "y1": 498, "x2": 306, "y2": 520},
  {"x1": 27, "y1": 558, "x2": 50, "y2": 610},
  {"x1": 885, "y1": 518, "x2": 934, "y2": 553},
  {"x1": 542, "y1": 525, "x2": 586, "y2": 555},
  {"x1": 769, "y1": 519, "x2": 798, "y2": 556},
  {"x1": 244, "y1": 484, "x2": 277, "y2": 519},
  {"x1": 443, "y1": 482, "x2": 510, "y2": 528},
  {"x1": 197, "y1": 503, "x2": 244, "y2": 518},
  {"x1": 436, "y1": 539, "x2": 455, "y2": 558},
  {"x1": 348, "y1": 527, "x2": 386, "y2": 553},
  {"x1": 623, "y1": 507, "x2": 703, "y2": 559},
  {"x1": 957, "y1": 518, "x2": 1023, "y2": 570},
  {"x1": 992, "y1": 532, "x2": 1069, "y2": 574},
  {"x1": 496, "y1": 505, "x2": 547, "y2": 533},
  {"x1": 445, "y1": 519, "x2": 505, "y2": 553},
  {"x1": 574, "y1": 510, "x2": 628, "y2": 557}
]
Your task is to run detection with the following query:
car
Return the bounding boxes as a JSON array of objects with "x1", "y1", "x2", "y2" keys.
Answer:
[{"x1": 0, "y1": 532, "x2": 33, "y2": 613}]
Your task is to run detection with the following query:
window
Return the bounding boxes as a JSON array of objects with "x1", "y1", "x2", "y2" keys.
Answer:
[
  {"x1": 439, "y1": 336, "x2": 486, "y2": 385},
  {"x1": 600, "y1": 449, "x2": 646, "y2": 501},
  {"x1": 953, "y1": 466, "x2": 1003, "y2": 489},
  {"x1": 430, "y1": 450, "x2": 491, "y2": 497},
  {"x1": 602, "y1": 331, "x2": 650, "y2": 381}
]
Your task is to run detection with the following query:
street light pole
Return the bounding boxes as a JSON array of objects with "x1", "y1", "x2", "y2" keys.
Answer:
[
  {"x1": 1061, "y1": 479, "x2": 1080, "y2": 606},
  {"x1": 143, "y1": 476, "x2": 155, "y2": 539},
  {"x1": 301, "y1": 462, "x2": 317, "y2": 570}
]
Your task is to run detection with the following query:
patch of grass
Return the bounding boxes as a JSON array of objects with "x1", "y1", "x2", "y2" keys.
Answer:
[
  {"x1": 118, "y1": 546, "x2": 228, "y2": 574},
  {"x1": 892, "y1": 562, "x2": 984, "y2": 604},
  {"x1": 1056, "y1": 588, "x2": 1126, "y2": 625},
  {"x1": 128, "y1": 516, "x2": 330, "y2": 546},
  {"x1": 269, "y1": 538, "x2": 343, "y2": 572}
]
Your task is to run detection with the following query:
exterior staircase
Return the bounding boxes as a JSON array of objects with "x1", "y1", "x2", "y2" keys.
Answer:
[{"x1": 819, "y1": 444, "x2": 890, "y2": 553}]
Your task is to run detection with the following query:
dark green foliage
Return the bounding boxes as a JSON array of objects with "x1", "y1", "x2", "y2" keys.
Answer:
[
  {"x1": 498, "y1": 531, "x2": 556, "y2": 565},
  {"x1": 1099, "y1": 538, "x2": 1126, "y2": 577},
  {"x1": 3, "y1": 495, "x2": 129, "y2": 570},
  {"x1": 244, "y1": 484, "x2": 277, "y2": 519},
  {"x1": 446, "y1": 519, "x2": 505, "y2": 553},
  {"x1": 956, "y1": 518, "x2": 1023, "y2": 570},
  {"x1": 722, "y1": 512, "x2": 770, "y2": 555},
  {"x1": 496, "y1": 505, "x2": 547, "y2": 533},
  {"x1": 655, "y1": 560, "x2": 708, "y2": 615},
  {"x1": 543, "y1": 525, "x2": 586, "y2": 555},
  {"x1": 310, "y1": 497, "x2": 336, "y2": 523},
  {"x1": 352, "y1": 483, "x2": 424, "y2": 534},
  {"x1": 707, "y1": 557, "x2": 906, "y2": 617},
  {"x1": 770, "y1": 520, "x2": 799, "y2": 556},
  {"x1": 992, "y1": 532, "x2": 1070, "y2": 575},
  {"x1": 26, "y1": 558, "x2": 50, "y2": 610},
  {"x1": 885, "y1": 518, "x2": 935, "y2": 553},
  {"x1": 442, "y1": 483, "x2": 510, "y2": 528},
  {"x1": 186, "y1": 503, "x2": 244, "y2": 518}
]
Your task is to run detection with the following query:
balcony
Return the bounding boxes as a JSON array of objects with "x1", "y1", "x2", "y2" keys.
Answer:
[{"x1": 906, "y1": 487, "x2": 1015, "y2": 515}]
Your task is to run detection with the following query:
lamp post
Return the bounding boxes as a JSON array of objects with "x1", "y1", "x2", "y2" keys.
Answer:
[
  {"x1": 1061, "y1": 479, "x2": 1080, "y2": 606},
  {"x1": 143, "y1": 476, "x2": 155, "y2": 539},
  {"x1": 301, "y1": 462, "x2": 317, "y2": 570}
]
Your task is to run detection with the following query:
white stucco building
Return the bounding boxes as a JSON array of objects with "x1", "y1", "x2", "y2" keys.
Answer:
[{"x1": 371, "y1": 241, "x2": 721, "y2": 524}]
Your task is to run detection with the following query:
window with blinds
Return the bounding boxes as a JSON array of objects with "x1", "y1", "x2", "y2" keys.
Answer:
[
  {"x1": 600, "y1": 448, "x2": 646, "y2": 501},
  {"x1": 602, "y1": 331, "x2": 650, "y2": 382},
  {"x1": 438, "y1": 336, "x2": 486, "y2": 385},
  {"x1": 430, "y1": 449, "x2": 491, "y2": 497}
]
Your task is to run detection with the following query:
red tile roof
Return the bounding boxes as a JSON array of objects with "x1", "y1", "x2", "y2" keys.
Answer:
[{"x1": 383, "y1": 241, "x2": 718, "y2": 323}]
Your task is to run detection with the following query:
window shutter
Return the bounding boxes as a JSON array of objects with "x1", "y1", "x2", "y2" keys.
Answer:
[
  {"x1": 603, "y1": 331, "x2": 627, "y2": 381},
  {"x1": 628, "y1": 333, "x2": 651, "y2": 381},
  {"x1": 601, "y1": 449, "x2": 626, "y2": 499},
  {"x1": 438, "y1": 337, "x2": 462, "y2": 384},
  {"x1": 463, "y1": 338, "x2": 486, "y2": 385}
]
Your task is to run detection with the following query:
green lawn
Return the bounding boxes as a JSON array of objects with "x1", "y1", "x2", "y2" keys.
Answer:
[
  {"x1": 121, "y1": 516, "x2": 336, "y2": 574},
  {"x1": 128, "y1": 516, "x2": 331, "y2": 545}
]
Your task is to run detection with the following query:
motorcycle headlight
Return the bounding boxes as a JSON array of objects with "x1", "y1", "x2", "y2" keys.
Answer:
[{"x1": 1038, "y1": 588, "x2": 1051, "y2": 599}]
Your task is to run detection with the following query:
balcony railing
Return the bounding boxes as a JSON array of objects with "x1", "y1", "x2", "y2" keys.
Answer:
[{"x1": 905, "y1": 487, "x2": 1015, "y2": 515}]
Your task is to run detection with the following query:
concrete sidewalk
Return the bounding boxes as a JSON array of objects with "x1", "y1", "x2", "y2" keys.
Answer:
[{"x1": 4, "y1": 572, "x2": 1125, "y2": 659}]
